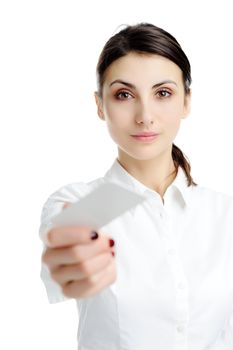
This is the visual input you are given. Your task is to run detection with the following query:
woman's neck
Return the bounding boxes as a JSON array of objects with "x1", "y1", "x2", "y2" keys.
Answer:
[{"x1": 117, "y1": 150, "x2": 177, "y2": 200}]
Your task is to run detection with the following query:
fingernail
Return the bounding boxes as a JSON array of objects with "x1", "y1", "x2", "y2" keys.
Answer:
[
  {"x1": 63, "y1": 202, "x2": 70, "y2": 209},
  {"x1": 111, "y1": 251, "x2": 115, "y2": 257},
  {"x1": 90, "y1": 231, "x2": 99, "y2": 240},
  {"x1": 109, "y1": 239, "x2": 115, "y2": 247}
]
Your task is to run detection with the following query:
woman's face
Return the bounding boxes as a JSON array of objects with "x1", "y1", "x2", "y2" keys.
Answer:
[{"x1": 95, "y1": 52, "x2": 191, "y2": 161}]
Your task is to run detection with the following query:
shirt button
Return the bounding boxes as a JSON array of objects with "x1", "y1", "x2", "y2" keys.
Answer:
[
  {"x1": 177, "y1": 325, "x2": 185, "y2": 333},
  {"x1": 160, "y1": 212, "x2": 164, "y2": 218},
  {"x1": 168, "y1": 248, "x2": 176, "y2": 255},
  {"x1": 178, "y1": 282, "x2": 186, "y2": 290}
]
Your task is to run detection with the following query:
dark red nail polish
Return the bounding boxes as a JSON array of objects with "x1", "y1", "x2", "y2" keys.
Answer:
[
  {"x1": 90, "y1": 231, "x2": 99, "y2": 240},
  {"x1": 109, "y1": 239, "x2": 115, "y2": 247},
  {"x1": 111, "y1": 251, "x2": 115, "y2": 257}
]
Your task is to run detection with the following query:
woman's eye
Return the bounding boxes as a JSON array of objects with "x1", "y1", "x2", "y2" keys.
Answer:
[
  {"x1": 115, "y1": 91, "x2": 132, "y2": 100},
  {"x1": 157, "y1": 90, "x2": 171, "y2": 98}
]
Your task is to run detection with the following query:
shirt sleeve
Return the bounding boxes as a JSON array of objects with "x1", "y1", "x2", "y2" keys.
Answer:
[
  {"x1": 209, "y1": 197, "x2": 233, "y2": 350},
  {"x1": 209, "y1": 308, "x2": 233, "y2": 349},
  {"x1": 38, "y1": 182, "x2": 88, "y2": 304}
]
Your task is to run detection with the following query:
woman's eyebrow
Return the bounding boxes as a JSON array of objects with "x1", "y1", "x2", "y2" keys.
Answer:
[{"x1": 109, "y1": 79, "x2": 177, "y2": 89}]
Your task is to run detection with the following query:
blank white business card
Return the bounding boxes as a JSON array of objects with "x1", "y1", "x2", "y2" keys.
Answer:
[{"x1": 51, "y1": 181, "x2": 147, "y2": 230}]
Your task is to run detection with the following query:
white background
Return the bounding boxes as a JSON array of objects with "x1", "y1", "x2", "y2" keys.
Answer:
[{"x1": 0, "y1": 0, "x2": 232, "y2": 349}]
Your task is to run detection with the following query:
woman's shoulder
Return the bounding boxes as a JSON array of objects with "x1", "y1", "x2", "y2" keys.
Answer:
[
  {"x1": 194, "y1": 183, "x2": 233, "y2": 200},
  {"x1": 192, "y1": 183, "x2": 233, "y2": 214}
]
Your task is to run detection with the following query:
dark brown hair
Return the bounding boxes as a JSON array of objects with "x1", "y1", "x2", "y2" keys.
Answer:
[{"x1": 96, "y1": 22, "x2": 197, "y2": 187}]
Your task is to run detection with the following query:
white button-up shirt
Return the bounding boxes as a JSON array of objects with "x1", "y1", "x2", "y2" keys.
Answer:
[{"x1": 39, "y1": 158, "x2": 233, "y2": 350}]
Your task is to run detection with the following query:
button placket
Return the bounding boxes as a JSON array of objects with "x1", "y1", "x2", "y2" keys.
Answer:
[
  {"x1": 148, "y1": 198, "x2": 189, "y2": 349},
  {"x1": 161, "y1": 223, "x2": 189, "y2": 350}
]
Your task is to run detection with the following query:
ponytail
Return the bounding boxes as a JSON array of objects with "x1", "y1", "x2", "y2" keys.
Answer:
[{"x1": 172, "y1": 143, "x2": 197, "y2": 187}]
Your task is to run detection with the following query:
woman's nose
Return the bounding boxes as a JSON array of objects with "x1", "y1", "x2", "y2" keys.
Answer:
[{"x1": 135, "y1": 100, "x2": 155, "y2": 125}]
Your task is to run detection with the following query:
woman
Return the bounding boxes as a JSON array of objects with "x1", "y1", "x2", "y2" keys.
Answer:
[{"x1": 40, "y1": 23, "x2": 233, "y2": 349}]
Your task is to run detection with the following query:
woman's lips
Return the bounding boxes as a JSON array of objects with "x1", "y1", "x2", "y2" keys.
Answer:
[{"x1": 131, "y1": 134, "x2": 160, "y2": 142}]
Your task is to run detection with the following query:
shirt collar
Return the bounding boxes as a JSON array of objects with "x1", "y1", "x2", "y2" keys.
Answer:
[{"x1": 104, "y1": 158, "x2": 193, "y2": 208}]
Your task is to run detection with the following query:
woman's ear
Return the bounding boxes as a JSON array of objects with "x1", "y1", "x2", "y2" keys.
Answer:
[
  {"x1": 94, "y1": 92, "x2": 105, "y2": 120},
  {"x1": 181, "y1": 90, "x2": 192, "y2": 119}
]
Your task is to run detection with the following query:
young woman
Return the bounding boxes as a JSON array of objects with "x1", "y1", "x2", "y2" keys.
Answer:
[{"x1": 40, "y1": 23, "x2": 233, "y2": 349}]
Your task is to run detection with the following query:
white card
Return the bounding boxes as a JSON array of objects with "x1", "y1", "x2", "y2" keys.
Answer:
[{"x1": 51, "y1": 181, "x2": 147, "y2": 230}]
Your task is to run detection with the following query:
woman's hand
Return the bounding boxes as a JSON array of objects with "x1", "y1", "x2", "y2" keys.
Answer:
[{"x1": 42, "y1": 203, "x2": 116, "y2": 299}]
